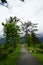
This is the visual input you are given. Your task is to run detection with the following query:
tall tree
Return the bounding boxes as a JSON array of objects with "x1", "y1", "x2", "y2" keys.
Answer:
[
  {"x1": 21, "y1": 21, "x2": 32, "y2": 45},
  {"x1": 30, "y1": 23, "x2": 38, "y2": 46},
  {"x1": 21, "y1": 21, "x2": 39, "y2": 46},
  {"x1": 2, "y1": 16, "x2": 20, "y2": 48}
]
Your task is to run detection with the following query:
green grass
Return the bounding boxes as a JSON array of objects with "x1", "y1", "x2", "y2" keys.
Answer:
[
  {"x1": 0, "y1": 44, "x2": 21, "y2": 65},
  {"x1": 25, "y1": 44, "x2": 43, "y2": 65}
]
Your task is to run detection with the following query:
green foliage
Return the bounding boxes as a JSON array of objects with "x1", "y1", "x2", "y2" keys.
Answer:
[
  {"x1": 32, "y1": 53, "x2": 43, "y2": 65},
  {"x1": 0, "y1": 44, "x2": 21, "y2": 65},
  {"x1": 0, "y1": 16, "x2": 20, "y2": 61},
  {"x1": 31, "y1": 33, "x2": 38, "y2": 46},
  {"x1": 26, "y1": 34, "x2": 31, "y2": 46},
  {"x1": 3, "y1": 22, "x2": 19, "y2": 42},
  {"x1": 0, "y1": 43, "x2": 17, "y2": 61},
  {"x1": 25, "y1": 43, "x2": 43, "y2": 54},
  {"x1": 21, "y1": 21, "x2": 39, "y2": 46},
  {"x1": 0, "y1": 48, "x2": 8, "y2": 61},
  {"x1": 39, "y1": 44, "x2": 43, "y2": 49},
  {"x1": 8, "y1": 47, "x2": 15, "y2": 54},
  {"x1": 26, "y1": 44, "x2": 43, "y2": 65},
  {"x1": 37, "y1": 49, "x2": 43, "y2": 54},
  {"x1": 2, "y1": 16, "x2": 20, "y2": 48}
]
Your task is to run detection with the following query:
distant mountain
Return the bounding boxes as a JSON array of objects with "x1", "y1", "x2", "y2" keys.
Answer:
[
  {"x1": 20, "y1": 35, "x2": 43, "y2": 43},
  {"x1": 38, "y1": 36, "x2": 43, "y2": 43},
  {"x1": 0, "y1": 34, "x2": 43, "y2": 45},
  {"x1": 37, "y1": 34, "x2": 43, "y2": 43},
  {"x1": 0, "y1": 37, "x2": 5, "y2": 45}
]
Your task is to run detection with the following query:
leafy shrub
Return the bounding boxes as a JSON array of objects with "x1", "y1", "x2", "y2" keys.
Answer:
[
  {"x1": 0, "y1": 43, "x2": 17, "y2": 61},
  {"x1": 8, "y1": 48, "x2": 14, "y2": 54},
  {"x1": 0, "y1": 50, "x2": 8, "y2": 61},
  {"x1": 13, "y1": 43, "x2": 17, "y2": 48},
  {"x1": 39, "y1": 44, "x2": 43, "y2": 49},
  {"x1": 37, "y1": 49, "x2": 43, "y2": 54}
]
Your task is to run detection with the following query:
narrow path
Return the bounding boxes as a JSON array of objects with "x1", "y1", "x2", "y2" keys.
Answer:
[{"x1": 16, "y1": 44, "x2": 40, "y2": 65}]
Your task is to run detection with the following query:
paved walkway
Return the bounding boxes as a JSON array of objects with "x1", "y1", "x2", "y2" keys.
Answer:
[{"x1": 16, "y1": 45, "x2": 40, "y2": 65}]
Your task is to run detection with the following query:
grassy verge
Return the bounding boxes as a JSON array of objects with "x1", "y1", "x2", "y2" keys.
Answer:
[
  {"x1": 0, "y1": 44, "x2": 21, "y2": 65},
  {"x1": 25, "y1": 44, "x2": 43, "y2": 65},
  {"x1": 32, "y1": 52, "x2": 43, "y2": 65}
]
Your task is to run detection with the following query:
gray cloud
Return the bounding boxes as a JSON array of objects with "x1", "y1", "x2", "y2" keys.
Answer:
[{"x1": 0, "y1": 0, "x2": 43, "y2": 35}]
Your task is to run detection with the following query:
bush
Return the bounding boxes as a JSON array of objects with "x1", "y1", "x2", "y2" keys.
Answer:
[
  {"x1": 8, "y1": 47, "x2": 15, "y2": 54},
  {"x1": 13, "y1": 43, "x2": 17, "y2": 48},
  {"x1": 39, "y1": 44, "x2": 43, "y2": 49},
  {"x1": 0, "y1": 51, "x2": 8, "y2": 61},
  {"x1": 0, "y1": 43, "x2": 17, "y2": 61},
  {"x1": 37, "y1": 49, "x2": 43, "y2": 54}
]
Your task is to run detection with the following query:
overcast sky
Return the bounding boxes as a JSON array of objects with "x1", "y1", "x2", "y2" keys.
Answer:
[{"x1": 0, "y1": 0, "x2": 43, "y2": 36}]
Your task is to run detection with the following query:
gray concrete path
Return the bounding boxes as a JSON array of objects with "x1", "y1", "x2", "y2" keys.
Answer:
[{"x1": 16, "y1": 45, "x2": 40, "y2": 65}]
